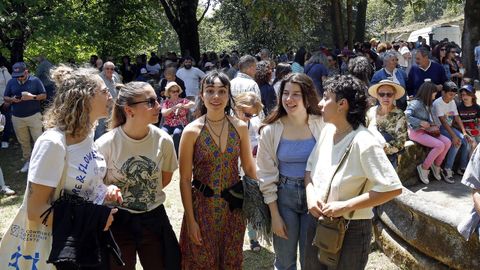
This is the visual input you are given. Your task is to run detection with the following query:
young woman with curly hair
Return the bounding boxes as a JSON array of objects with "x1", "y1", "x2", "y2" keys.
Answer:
[
  {"x1": 304, "y1": 75, "x2": 402, "y2": 270},
  {"x1": 24, "y1": 65, "x2": 121, "y2": 270}
]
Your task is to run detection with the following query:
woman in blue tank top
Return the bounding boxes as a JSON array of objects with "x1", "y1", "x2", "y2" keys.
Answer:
[{"x1": 257, "y1": 73, "x2": 324, "y2": 269}]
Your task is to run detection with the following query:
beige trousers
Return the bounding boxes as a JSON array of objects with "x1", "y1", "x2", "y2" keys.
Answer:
[{"x1": 11, "y1": 112, "x2": 43, "y2": 160}]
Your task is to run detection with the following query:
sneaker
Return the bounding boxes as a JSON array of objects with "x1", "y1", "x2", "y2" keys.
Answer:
[
  {"x1": 1, "y1": 142, "x2": 8, "y2": 148},
  {"x1": 456, "y1": 168, "x2": 466, "y2": 176},
  {"x1": 20, "y1": 161, "x2": 29, "y2": 173},
  {"x1": 431, "y1": 164, "x2": 442, "y2": 181},
  {"x1": 416, "y1": 164, "x2": 430, "y2": 184},
  {"x1": 1, "y1": 186, "x2": 15, "y2": 196},
  {"x1": 441, "y1": 168, "x2": 455, "y2": 184},
  {"x1": 250, "y1": 240, "x2": 261, "y2": 252}
]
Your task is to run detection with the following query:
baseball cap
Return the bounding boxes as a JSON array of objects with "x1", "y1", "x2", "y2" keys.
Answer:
[
  {"x1": 11, "y1": 62, "x2": 27, "y2": 78},
  {"x1": 443, "y1": 81, "x2": 458, "y2": 92},
  {"x1": 460, "y1": 84, "x2": 474, "y2": 93}
]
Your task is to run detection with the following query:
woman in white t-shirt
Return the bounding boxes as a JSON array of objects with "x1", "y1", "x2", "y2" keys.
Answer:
[
  {"x1": 26, "y1": 65, "x2": 121, "y2": 269},
  {"x1": 95, "y1": 81, "x2": 180, "y2": 270},
  {"x1": 304, "y1": 75, "x2": 403, "y2": 270}
]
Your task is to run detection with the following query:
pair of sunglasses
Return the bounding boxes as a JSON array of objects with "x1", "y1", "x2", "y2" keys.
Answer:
[
  {"x1": 378, "y1": 92, "x2": 394, "y2": 98},
  {"x1": 129, "y1": 97, "x2": 157, "y2": 108},
  {"x1": 244, "y1": 112, "x2": 257, "y2": 118}
]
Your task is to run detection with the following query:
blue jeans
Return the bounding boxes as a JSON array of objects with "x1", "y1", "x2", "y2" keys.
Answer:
[
  {"x1": 274, "y1": 175, "x2": 309, "y2": 270},
  {"x1": 440, "y1": 126, "x2": 469, "y2": 169},
  {"x1": 161, "y1": 125, "x2": 183, "y2": 155}
]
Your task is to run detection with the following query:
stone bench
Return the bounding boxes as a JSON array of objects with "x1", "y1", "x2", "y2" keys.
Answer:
[
  {"x1": 397, "y1": 140, "x2": 429, "y2": 187},
  {"x1": 374, "y1": 140, "x2": 480, "y2": 269}
]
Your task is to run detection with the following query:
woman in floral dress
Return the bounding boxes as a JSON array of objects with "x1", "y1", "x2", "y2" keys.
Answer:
[{"x1": 178, "y1": 71, "x2": 257, "y2": 269}]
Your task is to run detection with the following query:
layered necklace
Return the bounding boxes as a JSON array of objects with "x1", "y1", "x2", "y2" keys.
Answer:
[{"x1": 206, "y1": 115, "x2": 226, "y2": 146}]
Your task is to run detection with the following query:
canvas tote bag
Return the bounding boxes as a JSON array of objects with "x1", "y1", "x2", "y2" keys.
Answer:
[{"x1": 0, "y1": 133, "x2": 67, "y2": 270}]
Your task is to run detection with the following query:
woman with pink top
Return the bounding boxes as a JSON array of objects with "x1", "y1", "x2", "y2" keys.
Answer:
[{"x1": 161, "y1": 81, "x2": 195, "y2": 154}]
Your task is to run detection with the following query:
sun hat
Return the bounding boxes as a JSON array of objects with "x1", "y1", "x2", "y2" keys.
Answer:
[
  {"x1": 165, "y1": 81, "x2": 183, "y2": 97},
  {"x1": 368, "y1": 79, "x2": 405, "y2": 100}
]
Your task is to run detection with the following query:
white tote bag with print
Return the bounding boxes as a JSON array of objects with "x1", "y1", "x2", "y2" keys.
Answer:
[{"x1": 0, "y1": 135, "x2": 66, "y2": 270}]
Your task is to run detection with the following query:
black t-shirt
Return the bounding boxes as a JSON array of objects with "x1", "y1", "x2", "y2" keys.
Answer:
[{"x1": 457, "y1": 103, "x2": 480, "y2": 128}]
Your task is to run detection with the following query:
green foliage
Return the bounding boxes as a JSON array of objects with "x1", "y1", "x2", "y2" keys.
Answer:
[
  {"x1": 366, "y1": 0, "x2": 464, "y2": 36},
  {"x1": 1, "y1": 0, "x2": 183, "y2": 64},
  {"x1": 214, "y1": 0, "x2": 329, "y2": 54}
]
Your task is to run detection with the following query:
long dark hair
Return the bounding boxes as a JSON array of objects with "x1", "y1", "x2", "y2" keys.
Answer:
[
  {"x1": 262, "y1": 73, "x2": 321, "y2": 127},
  {"x1": 415, "y1": 82, "x2": 438, "y2": 106},
  {"x1": 194, "y1": 71, "x2": 235, "y2": 118},
  {"x1": 323, "y1": 75, "x2": 367, "y2": 130}
]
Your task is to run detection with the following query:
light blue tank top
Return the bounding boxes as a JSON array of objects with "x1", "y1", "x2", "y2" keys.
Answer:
[{"x1": 277, "y1": 137, "x2": 316, "y2": 178}]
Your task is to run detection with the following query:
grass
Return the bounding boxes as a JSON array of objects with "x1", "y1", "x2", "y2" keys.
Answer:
[{"x1": 0, "y1": 140, "x2": 399, "y2": 269}]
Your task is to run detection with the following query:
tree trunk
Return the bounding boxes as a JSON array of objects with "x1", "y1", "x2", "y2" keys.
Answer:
[
  {"x1": 9, "y1": 37, "x2": 25, "y2": 64},
  {"x1": 354, "y1": 0, "x2": 368, "y2": 43},
  {"x1": 330, "y1": 0, "x2": 344, "y2": 49},
  {"x1": 462, "y1": 0, "x2": 480, "y2": 79},
  {"x1": 346, "y1": 0, "x2": 353, "y2": 50},
  {"x1": 159, "y1": 0, "x2": 203, "y2": 62}
]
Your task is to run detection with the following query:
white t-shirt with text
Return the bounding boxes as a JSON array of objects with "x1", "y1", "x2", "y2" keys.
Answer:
[{"x1": 28, "y1": 129, "x2": 108, "y2": 204}]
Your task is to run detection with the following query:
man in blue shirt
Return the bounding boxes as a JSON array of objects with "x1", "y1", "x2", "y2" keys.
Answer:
[
  {"x1": 3, "y1": 62, "x2": 46, "y2": 172},
  {"x1": 407, "y1": 47, "x2": 447, "y2": 97}
]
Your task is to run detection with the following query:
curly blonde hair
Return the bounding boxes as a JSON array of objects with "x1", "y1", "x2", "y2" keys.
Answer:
[{"x1": 43, "y1": 65, "x2": 102, "y2": 137}]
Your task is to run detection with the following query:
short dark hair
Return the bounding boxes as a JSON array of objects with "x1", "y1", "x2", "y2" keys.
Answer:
[
  {"x1": 323, "y1": 75, "x2": 368, "y2": 129},
  {"x1": 416, "y1": 47, "x2": 429, "y2": 58},
  {"x1": 238, "y1": 55, "x2": 257, "y2": 72}
]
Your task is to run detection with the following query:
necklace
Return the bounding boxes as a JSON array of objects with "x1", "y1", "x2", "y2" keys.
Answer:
[
  {"x1": 206, "y1": 116, "x2": 226, "y2": 145},
  {"x1": 206, "y1": 115, "x2": 226, "y2": 123}
]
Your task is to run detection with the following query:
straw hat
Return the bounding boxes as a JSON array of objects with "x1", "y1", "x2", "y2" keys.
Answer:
[
  {"x1": 165, "y1": 81, "x2": 183, "y2": 97},
  {"x1": 368, "y1": 80, "x2": 405, "y2": 100}
]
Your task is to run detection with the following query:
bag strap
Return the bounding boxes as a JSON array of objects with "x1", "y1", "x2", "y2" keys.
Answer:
[
  {"x1": 320, "y1": 133, "x2": 356, "y2": 203},
  {"x1": 320, "y1": 131, "x2": 368, "y2": 219}
]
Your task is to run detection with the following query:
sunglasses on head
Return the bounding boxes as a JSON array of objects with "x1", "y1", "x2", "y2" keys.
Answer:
[
  {"x1": 244, "y1": 112, "x2": 257, "y2": 118},
  {"x1": 378, "y1": 92, "x2": 394, "y2": 98},
  {"x1": 129, "y1": 97, "x2": 157, "y2": 108}
]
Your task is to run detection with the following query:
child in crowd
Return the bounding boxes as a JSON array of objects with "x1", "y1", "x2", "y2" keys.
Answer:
[
  {"x1": 234, "y1": 92, "x2": 263, "y2": 251},
  {"x1": 432, "y1": 81, "x2": 472, "y2": 181},
  {"x1": 457, "y1": 84, "x2": 480, "y2": 144}
]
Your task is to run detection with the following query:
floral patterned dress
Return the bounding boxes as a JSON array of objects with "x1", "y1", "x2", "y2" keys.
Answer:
[{"x1": 180, "y1": 118, "x2": 245, "y2": 270}]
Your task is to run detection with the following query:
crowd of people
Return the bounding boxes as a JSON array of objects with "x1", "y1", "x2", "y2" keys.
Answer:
[{"x1": 0, "y1": 35, "x2": 479, "y2": 270}]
